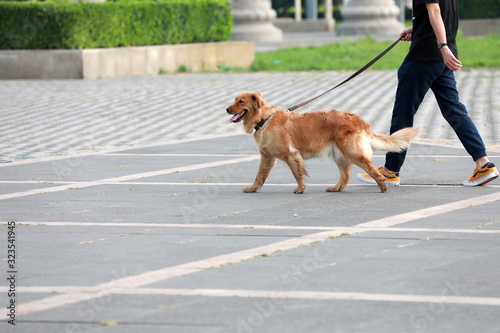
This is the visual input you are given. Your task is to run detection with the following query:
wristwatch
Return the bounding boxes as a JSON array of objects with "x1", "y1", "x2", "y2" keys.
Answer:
[{"x1": 438, "y1": 42, "x2": 448, "y2": 49}]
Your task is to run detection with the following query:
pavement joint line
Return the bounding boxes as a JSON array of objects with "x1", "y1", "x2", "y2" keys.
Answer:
[
  {"x1": 4, "y1": 229, "x2": 353, "y2": 319},
  {"x1": 12, "y1": 287, "x2": 500, "y2": 307},
  {"x1": 2, "y1": 180, "x2": 499, "y2": 188},
  {"x1": 357, "y1": 191, "x2": 500, "y2": 228},
  {"x1": 412, "y1": 140, "x2": 500, "y2": 153},
  {"x1": 89, "y1": 288, "x2": 500, "y2": 306},
  {"x1": 0, "y1": 132, "x2": 243, "y2": 168},
  {"x1": 0, "y1": 180, "x2": 500, "y2": 187},
  {"x1": 70, "y1": 152, "x2": 500, "y2": 158},
  {"x1": 1, "y1": 134, "x2": 497, "y2": 169},
  {"x1": 101, "y1": 153, "x2": 259, "y2": 157},
  {"x1": 7, "y1": 222, "x2": 500, "y2": 234},
  {"x1": 93, "y1": 183, "x2": 500, "y2": 188},
  {"x1": 8, "y1": 151, "x2": 497, "y2": 201},
  {"x1": 94, "y1": 156, "x2": 260, "y2": 183},
  {"x1": 369, "y1": 154, "x2": 500, "y2": 158},
  {"x1": 3, "y1": 190, "x2": 500, "y2": 319},
  {"x1": 0, "y1": 156, "x2": 259, "y2": 201},
  {"x1": 0, "y1": 182, "x2": 98, "y2": 201}
]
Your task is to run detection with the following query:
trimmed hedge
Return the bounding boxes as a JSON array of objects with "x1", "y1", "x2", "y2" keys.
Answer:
[
  {"x1": 459, "y1": 0, "x2": 500, "y2": 19},
  {"x1": 0, "y1": 0, "x2": 233, "y2": 49}
]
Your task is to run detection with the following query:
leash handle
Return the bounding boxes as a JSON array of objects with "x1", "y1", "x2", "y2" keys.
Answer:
[{"x1": 288, "y1": 38, "x2": 401, "y2": 112}]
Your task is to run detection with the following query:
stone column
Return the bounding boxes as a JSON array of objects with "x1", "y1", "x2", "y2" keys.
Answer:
[
  {"x1": 337, "y1": 0, "x2": 404, "y2": 36},
  {"x1": 230, "y1": 0, "x2": 283, "y2": 42},
  {"x1": 294, "y1": 0, "x2": 302, "y2": 21}
]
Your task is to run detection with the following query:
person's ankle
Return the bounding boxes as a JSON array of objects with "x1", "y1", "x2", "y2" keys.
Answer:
[
  {"x1": 475, "y1": 157, "x2": 489, "y2": 169},
  {"x1": 384, "y1": 167, "x2": 397, "y2": 174}
]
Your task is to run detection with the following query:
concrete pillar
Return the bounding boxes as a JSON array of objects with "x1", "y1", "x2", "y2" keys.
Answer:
[
  {"x1": 230, "y1": 0, "x2": 283, "y2": 42},
  {"x1": 305, "y1": 0, "x2": 317, "y2": 20},
  {"x1": 337, "y1": 0, "x2": 404, "y2": 36}
]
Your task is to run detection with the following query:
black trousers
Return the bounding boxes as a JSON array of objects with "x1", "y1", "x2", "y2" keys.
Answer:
[{"x1": 385, "y1": 59, "x2": 487, "y2": 172}]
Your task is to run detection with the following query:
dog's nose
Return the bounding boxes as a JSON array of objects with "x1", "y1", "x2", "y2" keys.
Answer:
[{"x1": 226, "y1": 107, "x2": 232, "y2": 114}]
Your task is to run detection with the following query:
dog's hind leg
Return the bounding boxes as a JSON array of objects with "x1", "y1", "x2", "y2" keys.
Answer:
[
  {"x1": 326, "y1": 157, "x2": 351, "y2": 192},
  {"x1": 353, "y1": 156, "x2": 388, "y2": 193},
  {"x1": 284, "y1": 147, "x2": 307, "y2": 194},
  {"x1": 243, "y1": 152, "x2": 276, "y2": 193},
  {"x1": 339, "y1": 137, "x2": 388, "y2": 193}
]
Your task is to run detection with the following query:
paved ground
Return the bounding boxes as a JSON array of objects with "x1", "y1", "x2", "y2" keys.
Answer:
[
  {"x1": 1, "y1": 134, "x2": 500, "y2": 333},
  {"x1": 1, "y1": 69, "x2": 499, "y2": 161},
  {"x1": 1, "y1": 36, "x2": 500, "y2": 332}
]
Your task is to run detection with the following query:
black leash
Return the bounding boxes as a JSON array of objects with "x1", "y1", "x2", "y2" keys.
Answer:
[{"x1": 287, "y1": 38, "x2": 401, "y2": 112}]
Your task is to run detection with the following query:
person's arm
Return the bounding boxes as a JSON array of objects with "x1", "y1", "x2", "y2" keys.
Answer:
[{"x1": 425, "y1": 2, "x2": 462, "y2": 71}]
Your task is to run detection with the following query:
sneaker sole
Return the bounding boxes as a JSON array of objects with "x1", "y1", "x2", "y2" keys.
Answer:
[
  {"x1": 356, "y1": 174, "x2": 400, "y2": 186},
  {"x1": 463, "y1": 170, "x2": 499, "y2": 187}
]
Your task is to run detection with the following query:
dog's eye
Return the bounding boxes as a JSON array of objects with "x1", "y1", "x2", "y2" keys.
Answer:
[{"x1": 239, "y1": 100, "x2": 244, "y2": 104}]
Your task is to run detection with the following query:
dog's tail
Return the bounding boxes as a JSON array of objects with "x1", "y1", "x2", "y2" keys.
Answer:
[{"x1": 369, "y1": 127, "x2": 420, "y2": 152}]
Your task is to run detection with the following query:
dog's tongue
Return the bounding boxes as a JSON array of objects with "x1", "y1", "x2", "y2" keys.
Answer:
[{"x1": 229, "y1": 113, "x2": 241, "y2": 123}]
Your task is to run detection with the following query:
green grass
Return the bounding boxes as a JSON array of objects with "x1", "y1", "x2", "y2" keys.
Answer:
[
  {"x1": 250, "y1": 33, "x2": 500, "y2": 72},
  {"x1": 457, "y1": 34, "x2": 500, "y2": 68}
]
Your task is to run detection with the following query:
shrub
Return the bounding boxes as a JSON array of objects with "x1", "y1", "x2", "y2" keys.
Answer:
[
  {"x1": 459, "y1": 0, "x2": 500, "y2": 19},
  {"x1": 0, "y1": 0, "x2": 233, "y2": 49}
]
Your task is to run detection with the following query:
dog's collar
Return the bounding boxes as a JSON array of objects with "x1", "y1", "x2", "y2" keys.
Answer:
[{"x1": 254, "y1": 109, "x2": 276, "y2": 132}]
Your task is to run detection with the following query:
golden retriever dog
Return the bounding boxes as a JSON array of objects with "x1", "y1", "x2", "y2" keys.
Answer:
[{"x1": 226, "y1": 92, "x2": 419, "y2": 193}]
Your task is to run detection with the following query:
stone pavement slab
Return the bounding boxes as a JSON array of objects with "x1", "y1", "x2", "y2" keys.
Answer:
[{"x1": 1, "y1": 133, "x2": 500, "y2": 333}]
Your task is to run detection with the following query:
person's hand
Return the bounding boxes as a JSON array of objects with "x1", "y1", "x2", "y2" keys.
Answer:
[
  {"x1": 441, "y1": 46, "x2": 462, "y2": 71},
  {"x1": 399, "y1": 27, "x2": 413, "y2": 41}
]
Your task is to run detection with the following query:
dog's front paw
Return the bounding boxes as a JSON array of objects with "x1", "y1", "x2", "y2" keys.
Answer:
[
  {"x1": 293, "y1": 187, "x2": 304, "y2": 194},
  {"x1": 326, "y1": 186, "x2": 342, "y2": 192},
  {"x1": 243, "y1": 186, "x2": 258, "y2": 193},
  {"x1": 380, "y1": 183, "x2": 388, "y2": 193}
]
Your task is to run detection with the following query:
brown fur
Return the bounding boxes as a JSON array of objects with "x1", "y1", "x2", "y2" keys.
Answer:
[{"x1": 226, "y1": 92, "x2": 419, "y2": 193}]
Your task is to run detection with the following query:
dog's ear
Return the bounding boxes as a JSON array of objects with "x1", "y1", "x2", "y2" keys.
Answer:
[{"x1": 251, "y1": 92, "x2": 263, "y2": 109}]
